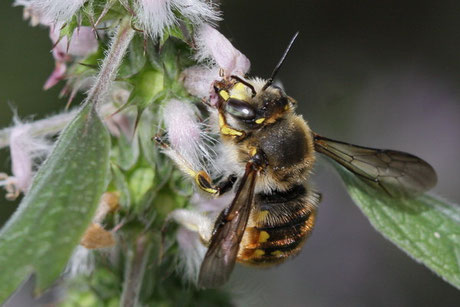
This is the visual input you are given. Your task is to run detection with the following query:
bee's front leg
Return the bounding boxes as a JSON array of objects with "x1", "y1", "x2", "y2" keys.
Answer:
[
  {"x1": 154, "y1": 134, "x2": 235, "y2": 196},
  {"x1": 217, "y1": 111, "x2": 246, "y2": 138}
]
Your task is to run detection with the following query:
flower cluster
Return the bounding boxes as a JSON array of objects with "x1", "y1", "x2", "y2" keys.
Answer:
[
  {"x1": 2, "y1": 0, "x2": 251, "y2": 303},
  {"x1": 15, "y1": 1, "x2": 99, "y2": 90},
  {"x1": 4, "y1": 0, "x2": 227, "y2": 201}
]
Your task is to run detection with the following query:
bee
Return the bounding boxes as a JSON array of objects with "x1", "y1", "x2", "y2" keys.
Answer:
[{"x1": 160, "y1": 33, "x2": 437, "y2": 288}]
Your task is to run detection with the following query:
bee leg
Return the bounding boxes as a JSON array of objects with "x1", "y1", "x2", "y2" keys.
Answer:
[
  {"x1": 249, "y1": 148, "x2": 269, "y2": 170},
  {"x1": 196, "y1": 173, "x2": 239, "y2": 196},
  {"x1": 216, "y1": 174, "x2": 237, "y2": 196},
  {"x1": 218, "y1": 111, "x2": 245, "y2": 138},
  {"x1": 194, "y1": 170, "x2": 219, "y2": 195},
  {"x1": 153, "y1": 132, "x2": 168, "y2": 146},
  {"x1": 153, "y1": 133, "x2": 221, "y2": 196}
]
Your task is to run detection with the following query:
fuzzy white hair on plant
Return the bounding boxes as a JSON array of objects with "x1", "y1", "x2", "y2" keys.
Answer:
[
  {"x1": 166, "y1": 193, "x2": 235, "y2": 282},
  {"x1": 0, "y1": 118, "x2": 52, "y2": 200},
  {"x1": 135, "y1": 0, "x2": 221, "y2": 39},
  {"x1": 168, "y1": 209, "x2": 212, "y2": 282},
  {"x1": 162, "y1": 98, "x2": 218, "y2": 176},
  {"x1": 14, "y1": 0, "x2": 87, "y2": 24},
  {"x1": 176, "y1": 227, "x2": 208, "y2": 283},
  {"x1": 66, "y1": 245, "x2": 95, "y2": 278}
]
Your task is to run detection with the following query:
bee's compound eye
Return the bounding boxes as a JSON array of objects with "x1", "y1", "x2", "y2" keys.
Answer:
[{"x1": 225, "y1": 98, "x2": 256, "y2": 120}]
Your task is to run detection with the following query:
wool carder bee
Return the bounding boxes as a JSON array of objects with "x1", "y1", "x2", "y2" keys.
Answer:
[{"x1": 159, "y1": 33, "x2": 437, "y2": 288}]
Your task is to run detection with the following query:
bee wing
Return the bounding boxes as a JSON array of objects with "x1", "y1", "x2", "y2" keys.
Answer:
[
  {"x1": 198, "y1": 163, "x2": 258, "y2": 288},
  {"x1": 314, "y1": 134, "x2": 437, "y2": 198}
]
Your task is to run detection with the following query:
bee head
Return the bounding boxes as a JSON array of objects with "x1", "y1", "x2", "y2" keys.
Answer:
[
  {"x1": 215, "y1": 32, "x2": 299, "y2": 129},
  {"x1": 216, "y1": 76, "x2": 295, "y2": 128}
]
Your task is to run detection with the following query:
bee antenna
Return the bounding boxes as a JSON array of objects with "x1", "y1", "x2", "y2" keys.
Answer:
[{"x1": 262, "y1": 31, "x2": 299, "y2": 91}]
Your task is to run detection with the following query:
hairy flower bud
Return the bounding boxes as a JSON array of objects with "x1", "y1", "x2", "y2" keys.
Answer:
[
  {"x1": 194, "y1": 23, "x2": 250, "y2": 76},
  {"x1": 15, "y1": 0, "x2": 87, "y2": 24},
  {"x1": 135, "y1": 0, "x2": 220, "y2": 39}
]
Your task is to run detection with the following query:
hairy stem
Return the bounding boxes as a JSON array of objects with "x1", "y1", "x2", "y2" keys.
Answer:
[
  {"x1": 121, "y1": 234, "x2": 152, "y2": 307},
  {"x1": 86, "y1": 16, "x2": 134, "y2": 107},
  {"x1": 0, "y1": 104, "x2": 117, "y2": 149}
]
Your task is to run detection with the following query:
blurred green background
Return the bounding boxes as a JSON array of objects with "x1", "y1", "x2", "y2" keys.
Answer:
[{"x1": 1, "y1": 1, "x2": 460, "y2": 306}]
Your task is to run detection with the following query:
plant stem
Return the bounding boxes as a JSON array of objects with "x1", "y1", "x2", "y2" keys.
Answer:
[
  {"x1": 0, "y1": 104, "x2": 118, "y2": 149},
  {"x1": 121, "y1": 234, "x2": 152, "y2": 307},
  {"x1": 86, "y1": 16, "x2": 134, "y2": 107}
]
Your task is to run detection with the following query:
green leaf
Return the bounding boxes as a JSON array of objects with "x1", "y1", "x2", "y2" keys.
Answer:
[
  {"x1": 128, "y1": 167, "x2": 155, "y2": 207},
  {"x1": 59, "y1": 18, "x2": 79, "y2": 42},
  {"x1": 125, "y1": 63, "x2": 165, "y2": 111},
  {"x1": 111, "y1": 165, "x2": 131, "y2": 210},
  {"x1": 111, "y1": 133, "x2": 140, "y2": 171},
  {"x1": 118, "y1": 34, "x2": 147, "y2": 79},
  {"x1": 0, "y1": 104, "x2": 111, "y2": 302},
  {"x1": 334, "y1": 164, "x2": 460, "y2": 289},
  {"x1": 137, "y1": 110, "x2": 159, "y2": 169}
]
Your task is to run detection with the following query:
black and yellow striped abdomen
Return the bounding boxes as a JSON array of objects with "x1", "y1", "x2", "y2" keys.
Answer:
[{"x1": 237, "y1": 184, "x2": 320, "y2": 265}]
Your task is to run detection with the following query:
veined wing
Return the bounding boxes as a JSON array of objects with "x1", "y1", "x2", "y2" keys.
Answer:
[
  {"x1": 198, "y1": 162, "x2": 258, "y2": 288},
  {"x1": 314, "y1": 134, "x2": 437, "y2": 198}
]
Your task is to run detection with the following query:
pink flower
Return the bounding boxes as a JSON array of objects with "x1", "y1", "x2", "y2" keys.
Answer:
[
  {"x1": 180, "y1": 66, "x2": 220, "y2": 100},
  {"x1": 194, "y1": 24, "x2": 250, "y2": 77},
  {"x1": 44, "y1": 26, "x2": 99, "y2": 90},
  {"x1": 0, "y1": 120, "x2": 51, "y2": 200},
  {"x1": 182, "y1": 24, "x2": 251, "y2": 105}
]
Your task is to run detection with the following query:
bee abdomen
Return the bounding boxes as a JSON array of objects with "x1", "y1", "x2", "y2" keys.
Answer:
[{"x1": 237, "y1": 184, "x2": 319, "y2": 265}]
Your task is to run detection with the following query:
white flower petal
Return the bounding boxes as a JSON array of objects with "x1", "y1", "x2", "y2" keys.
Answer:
[{"x1": 14, "y1": 0, "x2": 53, "y2": 26}]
